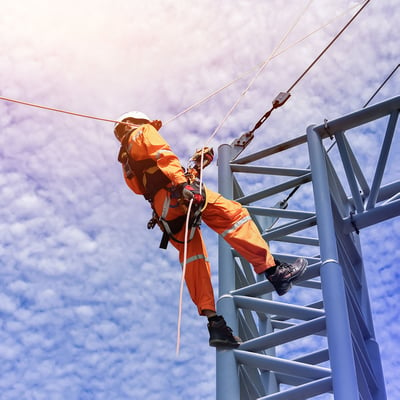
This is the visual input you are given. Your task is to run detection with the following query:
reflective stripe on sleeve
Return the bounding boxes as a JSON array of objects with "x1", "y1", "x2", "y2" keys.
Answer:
[{"x1": 156, "y1": 149, "x2": 175, "y2": 159}]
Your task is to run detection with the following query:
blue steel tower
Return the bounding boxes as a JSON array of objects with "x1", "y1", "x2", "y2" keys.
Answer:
[{"x1": 216, "y1": 96, "x2": 399, "y2": 399}]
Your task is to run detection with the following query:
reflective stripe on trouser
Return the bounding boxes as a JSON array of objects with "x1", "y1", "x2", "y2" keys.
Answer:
[
  {"x1": 171, "y1": 228, "x2": 216, "y2": 315},
  {"x1": 153, "y1": 189, "x2": 216, "y2": 315},
  {"x1": 202, "y1": 189, "x2": 275, "y2": 274}
]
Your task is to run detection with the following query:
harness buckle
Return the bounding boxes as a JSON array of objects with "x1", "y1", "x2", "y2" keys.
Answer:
[{"x1": 147, "y1": 214, "x2": 158, "y2": 230}]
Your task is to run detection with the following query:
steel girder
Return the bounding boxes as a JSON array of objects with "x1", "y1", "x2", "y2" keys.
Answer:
[{"x1": 216, "y1": 96, "x2": 399, "y2": 399}]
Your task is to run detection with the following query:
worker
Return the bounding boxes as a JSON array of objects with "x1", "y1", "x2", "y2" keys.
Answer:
[{"x1": 114, "y1": 111, "x2": 308, "y2": 348}]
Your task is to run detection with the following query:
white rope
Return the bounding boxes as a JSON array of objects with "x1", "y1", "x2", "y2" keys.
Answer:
[
  {"x1": 195, "y1": 0, "x2": 314, "y2": 193},
  {"x1": 0, "y1": 1, "x2": 364, "y2": 135},
  {"x1": 177, "y1": 2, "x2": 316, "y2": 354},
  {"x1": 174, "y1": 0, "x2": 368, "y2": 353},
  {"x1": 202, "y1": 0, "x2": 314, "y2": 149},
  {"x1": 176, "y1": 198, "x2": 194, "y2": 355}
]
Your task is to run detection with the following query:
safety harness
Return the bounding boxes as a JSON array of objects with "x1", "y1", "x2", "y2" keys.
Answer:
[
  {"x1": 153, "y1": 182, "x2": 204, "y2": 249},
  {"x1": 118, "y1": 132, "x2": 204, "y2": 249}
]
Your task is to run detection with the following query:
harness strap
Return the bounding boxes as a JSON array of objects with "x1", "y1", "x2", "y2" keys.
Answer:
[{"x1": 156, "y1": 193, "x2": 202, "y2": 249}]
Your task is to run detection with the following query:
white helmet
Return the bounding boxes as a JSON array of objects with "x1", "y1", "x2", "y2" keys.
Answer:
[
  {"x1": 116, "y1": 111, "x2": 150, "y2": 123},
  {"x1": 114, "y1": 111, "x2": 151, "y2": 140}
]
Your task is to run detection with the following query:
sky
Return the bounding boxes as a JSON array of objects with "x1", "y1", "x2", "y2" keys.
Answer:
[{"x1": 0, "y1": 0, "x2": 399, "y2": 399}]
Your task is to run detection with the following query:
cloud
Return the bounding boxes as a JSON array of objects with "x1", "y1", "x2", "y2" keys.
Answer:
[{"x1": 0, "y1": 0, "x2": 399, "y2": 399}]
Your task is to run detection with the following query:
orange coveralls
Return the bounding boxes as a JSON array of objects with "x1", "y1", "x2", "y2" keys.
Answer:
[{"x1": 123, "y1": 123, "x2": 275, "y2": 315}]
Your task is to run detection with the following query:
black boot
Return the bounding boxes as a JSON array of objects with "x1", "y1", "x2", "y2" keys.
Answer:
[
  {"x1": 208, "y1": 315, "x2": 241, "y2": 348},
  {"x1": 266, "y1": 258, "x2": 307, "y2": 296}
]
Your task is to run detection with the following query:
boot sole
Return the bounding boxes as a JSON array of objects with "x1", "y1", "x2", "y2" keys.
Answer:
[{"x1": 209, "y1": 339, "x2": 240, "y2": 349}]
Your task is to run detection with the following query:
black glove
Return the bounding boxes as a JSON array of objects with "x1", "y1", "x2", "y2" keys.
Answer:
[{"x1": 181, "y1": 184, "x2": 204, "y2": 206}]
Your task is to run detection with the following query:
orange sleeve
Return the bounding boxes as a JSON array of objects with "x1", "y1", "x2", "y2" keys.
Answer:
[{"x1": 127, "y1": 124, "x2": 187, "y2": 187}]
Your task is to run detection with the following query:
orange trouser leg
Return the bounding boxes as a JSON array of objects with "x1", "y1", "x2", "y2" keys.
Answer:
[
  {"x1": 169, "y1": 228, "x2": 216, "y2": 315},
  {"x1": 153, "y1": 190, "x2": 216, "y2": 315},
  {"x1": 202, "y1": 189, "x2": 275, "y2": 274}
]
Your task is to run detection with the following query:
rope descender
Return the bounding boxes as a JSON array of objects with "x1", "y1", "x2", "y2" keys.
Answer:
[{"x1": 231, "y1": 91, "x2": 291, "y2": 158}]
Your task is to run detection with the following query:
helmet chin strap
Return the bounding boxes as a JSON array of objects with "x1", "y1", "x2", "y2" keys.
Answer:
[{"x1": 149, "y1": 119, "x2": 162, "y2": 130}]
